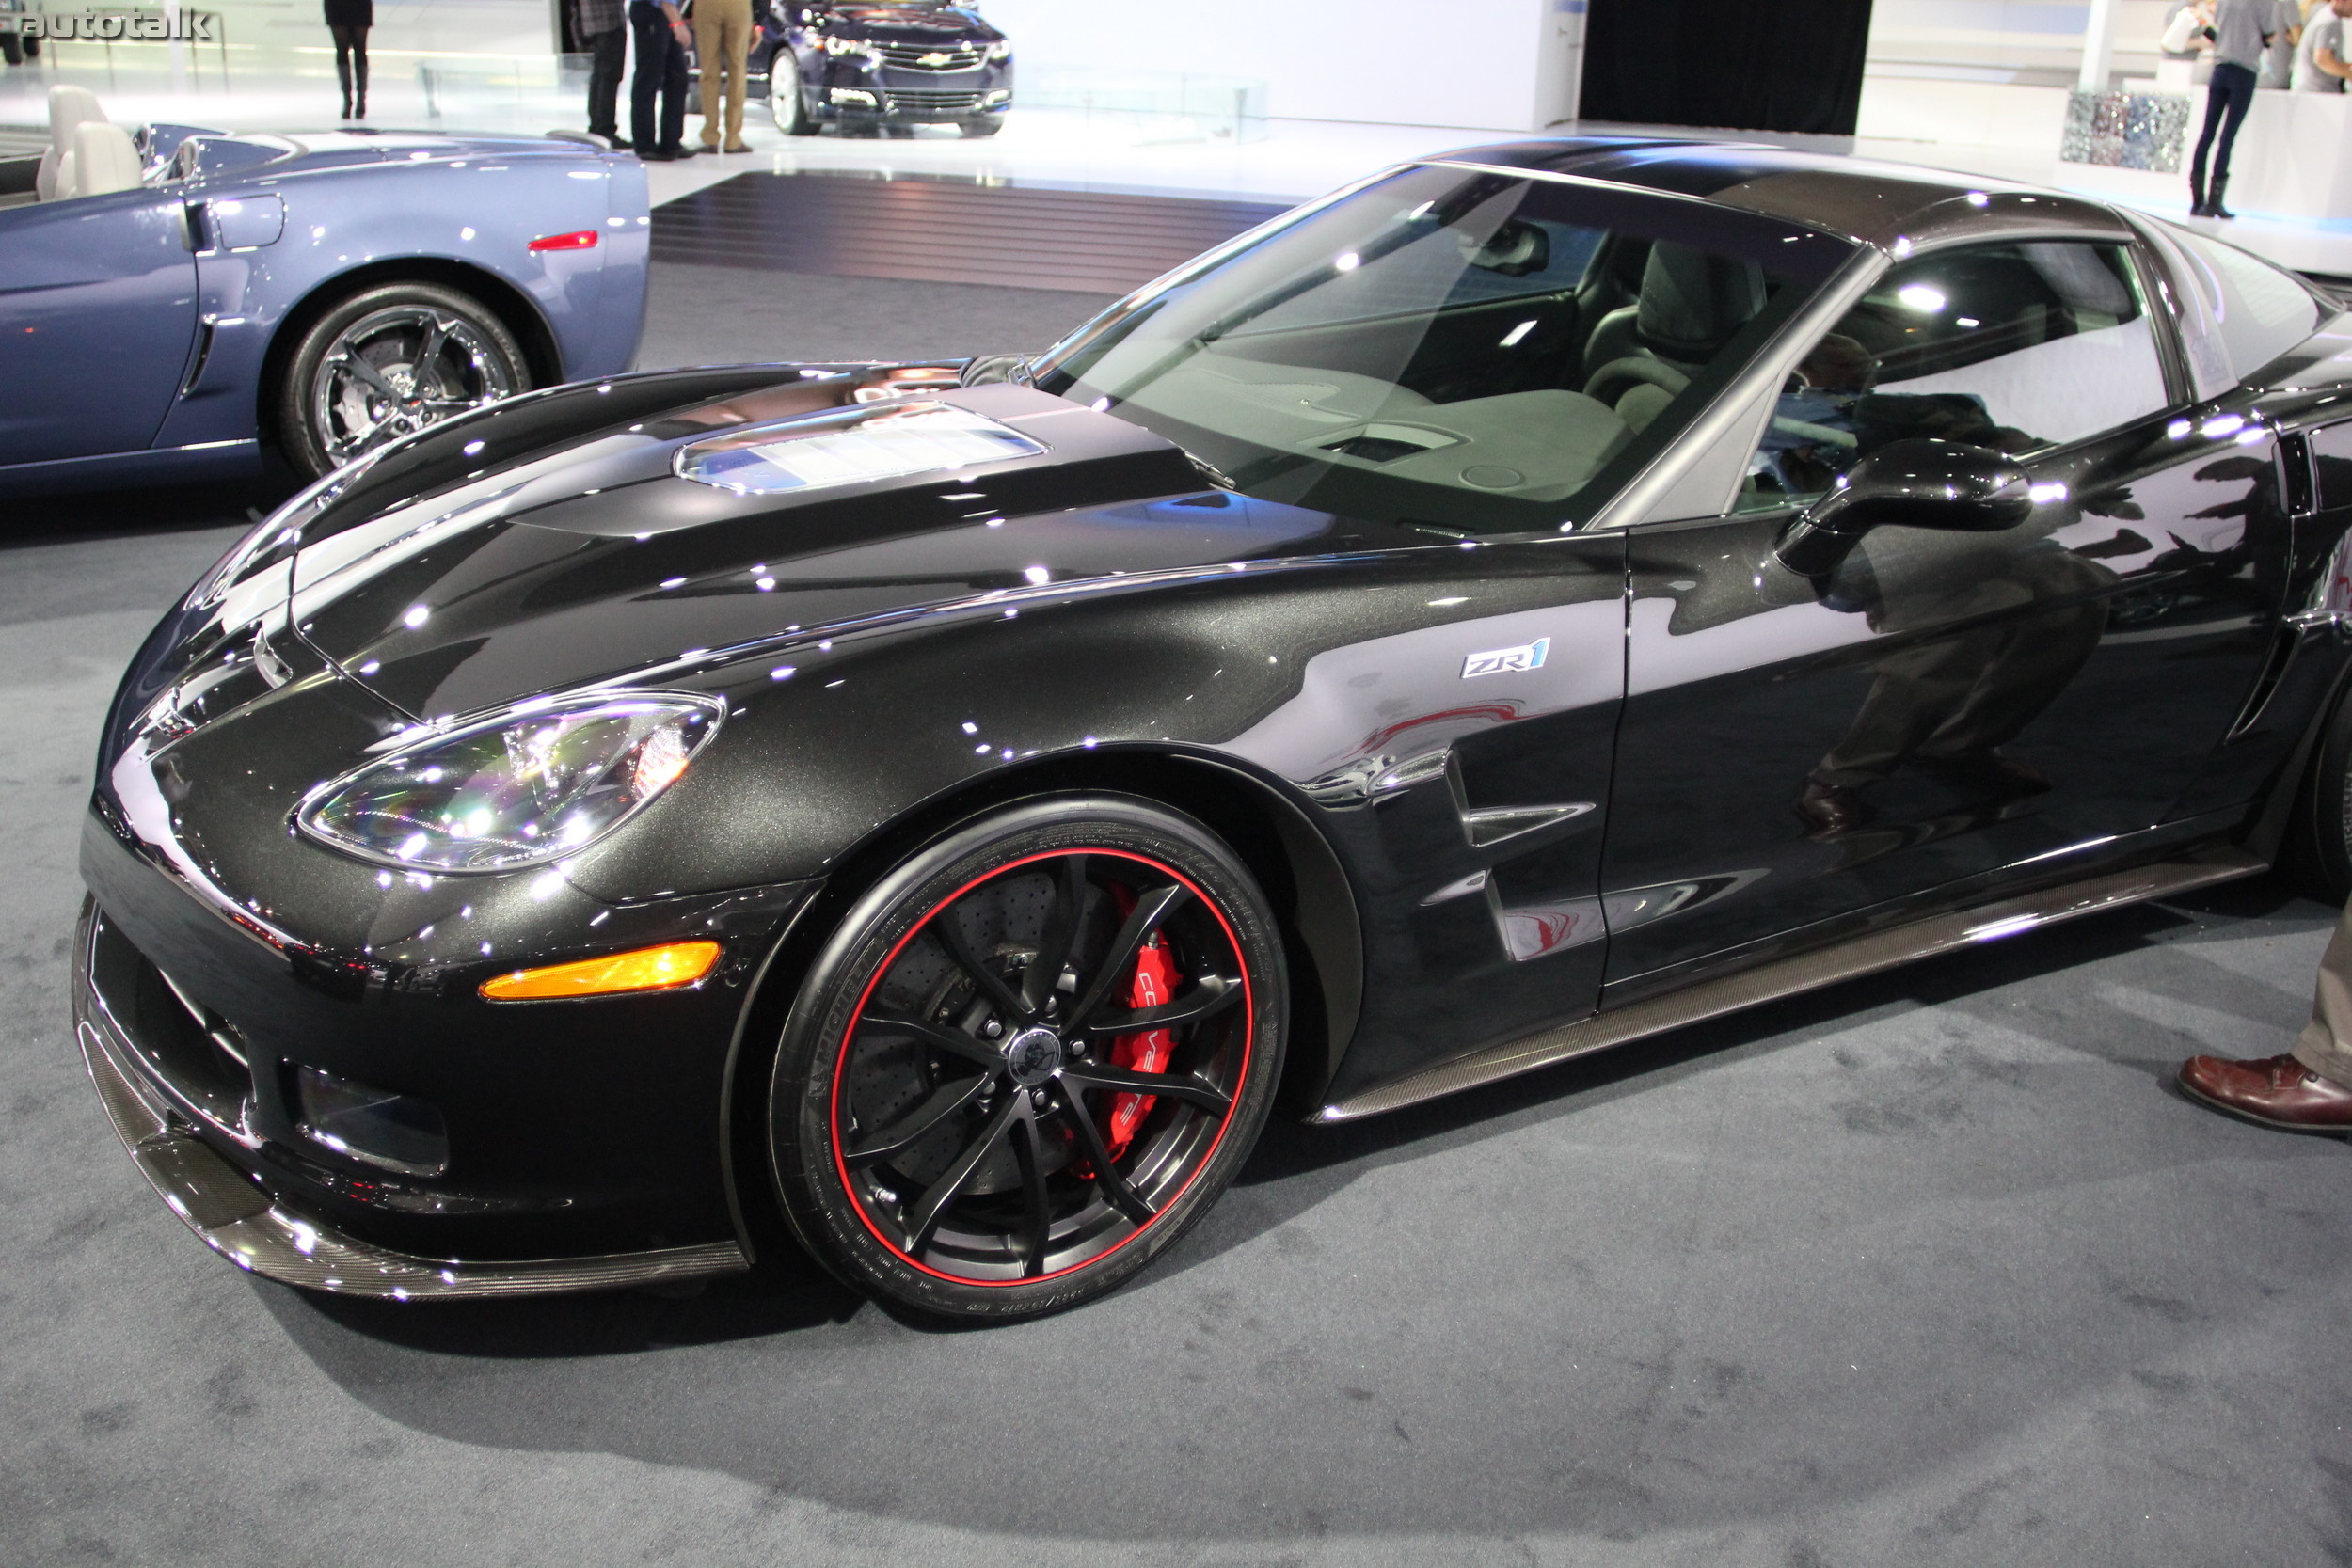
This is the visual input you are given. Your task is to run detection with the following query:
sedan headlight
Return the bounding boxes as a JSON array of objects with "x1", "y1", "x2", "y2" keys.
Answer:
[
  {"x1": 823, "y1": 34, "x2": 879, "y2": 60},
  {"x1": 985, "y1": 40, "x2": 1010, "y2": 60},
  {"x1": 297, "y1": 693, "x2": 723, "y2": 872}
]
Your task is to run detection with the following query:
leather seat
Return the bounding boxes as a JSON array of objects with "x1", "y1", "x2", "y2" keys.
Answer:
[
  {"x1": 68, "y1": 121, "x2": 143, "y2": 198},
  {"x1": 36, "y1": 84, "x2": 104, "y2": 201},
  {"x1": 1581, "y1": 244, "x2": 1769, "y2": 434}
]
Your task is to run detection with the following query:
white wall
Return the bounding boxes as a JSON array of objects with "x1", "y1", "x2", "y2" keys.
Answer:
[{"x1": 977, "y1": 0, "x2": 1563, "y2": 132}]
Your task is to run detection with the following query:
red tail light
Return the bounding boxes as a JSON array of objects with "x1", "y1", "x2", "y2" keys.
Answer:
[{"x1": 528, "y1": 230, "x2": 601, "y2": 252}]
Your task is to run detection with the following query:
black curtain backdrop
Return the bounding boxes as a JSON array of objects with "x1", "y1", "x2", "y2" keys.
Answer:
[{"x1": 1580, "y1": 0, "x2": 1875, "y2": 136}]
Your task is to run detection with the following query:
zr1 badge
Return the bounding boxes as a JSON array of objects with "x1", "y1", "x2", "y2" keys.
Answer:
[{"x1": 1462, "y1": 637, "x2": 1549, "y2": 679}]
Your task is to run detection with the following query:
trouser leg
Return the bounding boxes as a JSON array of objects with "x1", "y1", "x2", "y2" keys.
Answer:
[
  {"x1": 2291, "y1": 902, "x2": 2352, "y2": 1090},
  {"x1": 586, "y1": 25, "x2": 624, "y2": 138},
  {"x1": 629, "y1": 3, "x2": 665, "y2": 150},
  {"x1": 723, "y1": 3, "x2": 748, "y2": 144},
  {"x1": 695, "y1": 4, "x2": 723, "y2": 145},
  {"x1": 2190, "y1": 71, "x2": 2233, "y2": 186},
  {"x1": 2210, "y1": 61, "x2": 2255, "y2": 181},
  {"x1": 660, "y1": 24, "x2": 687, "y2": 150}
]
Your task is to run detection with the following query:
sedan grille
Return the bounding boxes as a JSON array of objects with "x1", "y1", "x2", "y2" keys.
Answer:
[
  {"x1": 878, "y1": 41, "x2": 984, "y2": 71},
  {"x1": 885, "y1": 87, "x2": 984, "y2": 115}
]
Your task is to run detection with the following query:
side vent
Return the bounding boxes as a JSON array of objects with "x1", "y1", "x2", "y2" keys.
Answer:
[
  {"x1": 2283, "y1": 431, "x2": 2316, "y2": 516},
  {"x1": 2226, "y1": 626, "x2": 2299, "y2": 740}
]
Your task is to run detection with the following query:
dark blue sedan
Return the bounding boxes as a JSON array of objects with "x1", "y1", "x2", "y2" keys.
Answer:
[
  {"x1": 753, "y1": 1, "x2": 1012, "y2": 137},
  {"x1": 0, "y1": 96, "x2": 649, "y2": 492}
]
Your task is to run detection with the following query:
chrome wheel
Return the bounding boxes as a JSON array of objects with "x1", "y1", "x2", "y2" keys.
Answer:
[{"x1": 307, "y1": 304, "x2": 516, "y2": 468}]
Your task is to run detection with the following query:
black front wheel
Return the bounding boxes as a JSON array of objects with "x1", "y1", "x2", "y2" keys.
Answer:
[
  {"x1": 960, "y1": 118, "x2": 1002, "y2": 138},
  {"x1": 768, "y1": 796, "x2": 1286, "y2": 1321}
]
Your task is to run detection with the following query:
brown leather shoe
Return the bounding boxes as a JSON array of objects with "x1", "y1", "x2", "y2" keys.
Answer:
[{"x1": 2178, "y1": 1053, "x2": 2352, "y2": 1133}]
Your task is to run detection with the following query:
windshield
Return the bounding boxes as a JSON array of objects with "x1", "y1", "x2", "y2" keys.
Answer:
[{"x1": 1037, "y1": 163, "x2": 1853, "y2": 534}]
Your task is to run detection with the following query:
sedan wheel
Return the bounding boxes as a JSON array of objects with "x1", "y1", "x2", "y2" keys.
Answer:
[
  {"x1": 278, "y1": 282, "x2": 528, "y2": 480},
  {"x1": 772, "y1": 75, "x2": 817, "y2": 135},
  {"x1": 769, "y1": 796, "x2": 1286, "y2": 1320}
]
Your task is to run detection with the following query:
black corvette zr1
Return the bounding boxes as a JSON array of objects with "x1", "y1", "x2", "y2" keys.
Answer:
[{"x1": 74, "y1": 138, "x2": 2352, "y2": 1318}]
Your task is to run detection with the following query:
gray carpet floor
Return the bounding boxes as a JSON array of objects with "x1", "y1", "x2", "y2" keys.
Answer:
[{"x1": 7, "y1": 266, "x2": 2352, "y2": 1567}]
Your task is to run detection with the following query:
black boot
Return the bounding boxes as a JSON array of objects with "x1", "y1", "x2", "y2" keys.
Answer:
[
  {"x1": 2209, "y1": 174, "x2": 2234, "y2": 219},
  {"x1": 2189, "y1": 167, "x2": 2210, "y2": 216},
  {"x1": 337, "y1": 57, "x2": 352, "y2": 119}
]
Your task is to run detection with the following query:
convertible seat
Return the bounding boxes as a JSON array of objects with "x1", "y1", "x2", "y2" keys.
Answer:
[
  {"x1": 1581, "y1": 244, "x2": 1769, "y2": 434},
  {"x1": 68, "y1": 121, "x2": 142, "y2": 198},
  {"x1": 37, "y1": 84, "x2": 105, "y2": 200}
]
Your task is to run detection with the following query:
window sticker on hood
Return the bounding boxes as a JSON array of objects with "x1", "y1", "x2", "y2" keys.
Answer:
[{"x1": 674, "y1": 401, "x2": 1045, "y2": 495}]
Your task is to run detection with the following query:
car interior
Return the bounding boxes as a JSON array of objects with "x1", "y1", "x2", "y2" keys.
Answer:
[
  {"x1": 1094, "y1": 187, "x2": 1804, "y2": 524},
  {"x1": 0, "y1": 85, "x2": 143, "y2": 208},
  {"x1": 1739, "y1": 239, "x2": 2168, "y2": 508}
]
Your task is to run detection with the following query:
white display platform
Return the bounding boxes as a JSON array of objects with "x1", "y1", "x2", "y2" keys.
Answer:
[{"x1": 2060, "y1": 87, "x2": 2352, "y2": 233}]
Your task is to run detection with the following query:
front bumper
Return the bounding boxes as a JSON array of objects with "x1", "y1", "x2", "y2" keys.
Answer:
[{"x1": 73, "y1": 898, "x2": 750, "y2": 1299}]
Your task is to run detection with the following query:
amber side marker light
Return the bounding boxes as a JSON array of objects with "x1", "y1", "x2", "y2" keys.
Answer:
[{"x1": 480, "y1": 940, "x2": 722, "y2": 1001}]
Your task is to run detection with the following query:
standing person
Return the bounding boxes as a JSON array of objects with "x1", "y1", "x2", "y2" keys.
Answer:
[
  {"x1": 573, "y1": 0, "x2": 627, "y2": 147},
  {"x1": 629, "y1": 0, "x2": 693, "y2": 161},
  {"x1": 326, "y1": 0, "x2": 372, "y2": 120},
  {"x1": 2296, "y1": 0, "x2": 2352, "y2": 89},
  {"x1": 694, "y1": 0, "x2": 755, "y2": 153},
  {"x1": 2265, "y1": 0, "x2": 2304, "y2": 83},
  {"x1": 2188, "y1": 0, "x2": 2276, "y2": 218},
  {"x1": 2179, "y1": 900, "x2": 2352, "y2": 1132}
]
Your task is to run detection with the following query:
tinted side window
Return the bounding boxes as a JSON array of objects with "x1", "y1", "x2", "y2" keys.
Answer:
[
  {"x1": 1739, "y1": 241, "x2": 2170, "y2": 510},
  {"x1": 2171, "y1": 228, "x2": 2326, "y2": 382}
]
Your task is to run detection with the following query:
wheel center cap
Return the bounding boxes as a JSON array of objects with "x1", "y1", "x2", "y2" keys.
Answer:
[{"x1": 1003, "y1": 1025, "x2": 1063, "y2": 1087}]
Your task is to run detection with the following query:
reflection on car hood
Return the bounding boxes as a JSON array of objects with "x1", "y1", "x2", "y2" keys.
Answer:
[
  {"x1": 829, "y1": 5, "x2": 1000, "y2": 40},
  {"x1": 280, "y1": 382, "x2": 1404, "y2": 721}
]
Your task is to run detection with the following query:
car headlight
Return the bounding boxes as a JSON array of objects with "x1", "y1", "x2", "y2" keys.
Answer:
[
  {"x1": 296, "y1": 693, "x2": 723, "y2": 872},
  {"x1": 985, "y1": 40, "x2": 1010, "y2": 60},
  {"x1": 822, "y1": 34, "x2": 878, "y2": 60}
]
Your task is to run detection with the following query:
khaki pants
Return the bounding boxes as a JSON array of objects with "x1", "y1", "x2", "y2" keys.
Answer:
[
  {"x1": 2293, "y1": 901, "x2": 2352, "y2": 1089},
  {"x1": 695, "y1": 0, "x2": 752, "y2": 147}
]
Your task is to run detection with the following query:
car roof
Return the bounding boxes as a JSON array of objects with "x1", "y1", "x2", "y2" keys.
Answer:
[{"x1": 1426, "y1": 136, "x2": 2135, "y2": 254}]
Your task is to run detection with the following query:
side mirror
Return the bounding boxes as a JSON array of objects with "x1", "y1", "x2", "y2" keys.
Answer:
[{"x1": 1773, "y1": 438, "x2": 2032, "y2": 578}]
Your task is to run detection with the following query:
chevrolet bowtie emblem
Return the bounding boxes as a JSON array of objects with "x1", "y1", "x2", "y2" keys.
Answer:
[{"x1": 919, "y1": 50, "x2": 952, "y2": 64}]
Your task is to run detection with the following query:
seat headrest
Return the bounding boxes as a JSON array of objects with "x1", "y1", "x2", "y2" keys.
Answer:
[
  {"x1": 68, "y1": 122, "x2": 142, "y2": 198},
  {"x1": 1635, "y1": 244, "x2": 1768, "y2": 364},
  {"x1": 38, "y1": 87, "x2": 107, "y2": 201},
  {"x1": 49, "y1": 84, "x2": 105, "y2": 150}
]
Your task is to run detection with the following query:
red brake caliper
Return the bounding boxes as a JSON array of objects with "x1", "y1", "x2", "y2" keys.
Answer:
[{"x1": 1103, "y1": 931, "x2": 1179, "y2": 1159}]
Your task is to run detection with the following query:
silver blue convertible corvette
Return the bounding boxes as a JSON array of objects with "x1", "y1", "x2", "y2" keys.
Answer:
[{"x1": 0, "y1": 87, "x2": 650, "y2": 493}]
